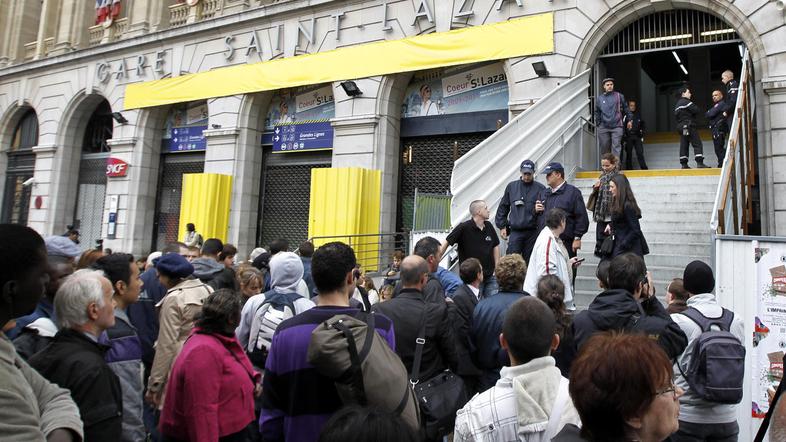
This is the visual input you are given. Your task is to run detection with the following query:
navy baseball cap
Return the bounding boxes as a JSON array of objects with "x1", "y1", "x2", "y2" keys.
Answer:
[
  {"x1": 520, "y1": 160, "x2": 535, "y2": 173},
  {"x1": 542, "y1": 162, "x2": 564, "y2": 175}
]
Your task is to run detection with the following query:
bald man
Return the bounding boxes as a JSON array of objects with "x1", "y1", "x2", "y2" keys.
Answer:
[{"x1": 373, "y1": 255, "x2": 458, "y2": 382}]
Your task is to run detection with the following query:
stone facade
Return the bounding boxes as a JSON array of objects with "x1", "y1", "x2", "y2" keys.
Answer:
[{"x1": 0, "y1": 0, "x2": 784, "y2": 257}]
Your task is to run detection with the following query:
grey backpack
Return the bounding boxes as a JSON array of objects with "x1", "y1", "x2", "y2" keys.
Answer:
[{"x1": 678, "y1": 308, "x2": 745, "y2": 404}]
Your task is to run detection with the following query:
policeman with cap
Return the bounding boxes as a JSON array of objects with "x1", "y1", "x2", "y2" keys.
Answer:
[
  {"x1": 535, "y1": 162, "x2": 590, "y2": 259},
  {"x1": 594, "y1": 77, "x2": 633, "y2": 158},
  {"x1": 495, "y1": 159, "x2": 546, "y2": 263}
]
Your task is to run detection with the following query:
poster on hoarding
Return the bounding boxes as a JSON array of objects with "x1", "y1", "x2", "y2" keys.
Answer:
[
  {"x1": 163, "y1": 101, "x2": 208, "y2": 152},
  {"x1": 751, "y1": 241, "x2": 786, "y2": 440},
  {"x1": 401, "y1": 62, "x2": 509, "y2": 118}
]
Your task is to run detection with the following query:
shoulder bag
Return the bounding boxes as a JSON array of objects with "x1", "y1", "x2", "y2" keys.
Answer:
[
  {"x1": 599, "y1": 234, "x2": 614, "y2": 257},
  {"x1": 410, "y1": 307, "x2": 468, "y2": 440},
  {"x1": 586, "y1": 187, "x2": 599, "y2": 212}
]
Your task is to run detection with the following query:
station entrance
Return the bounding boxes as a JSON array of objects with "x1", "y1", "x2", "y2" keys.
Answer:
[{"x1": 594, "y1": 9, "x2": 743, "y2": 142}]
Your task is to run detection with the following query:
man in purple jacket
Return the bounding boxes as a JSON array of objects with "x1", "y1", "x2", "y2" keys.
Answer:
[{"x1": 259, "y1": 242, "x2": 396, "y2": 442}]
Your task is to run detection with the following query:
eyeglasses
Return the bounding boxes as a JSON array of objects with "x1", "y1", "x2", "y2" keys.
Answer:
[{"x1": 655, "y1": 383, "x2": 678, "y2": 399}]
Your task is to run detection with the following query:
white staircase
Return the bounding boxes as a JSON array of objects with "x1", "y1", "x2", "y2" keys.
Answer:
[{"x1": 571, "y1": 134, "x2": 720, "y2": 309}]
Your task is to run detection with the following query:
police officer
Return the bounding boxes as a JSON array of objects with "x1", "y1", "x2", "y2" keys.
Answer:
[
  {"x1": 721, "y1": 69, "x2": 739, "y2": 127},
  {"x1": 622, "y1": 100, "x2": 648, "y2": 170},
  {"x1": 674, "y1": 86, "x2": 709, "y2": 169},
  {"x1": 706, "y1": 89, "x2": 730, "y2": 168},
  {"x1": 495, "y1": 159, "x2": 545, "y2": 264}
]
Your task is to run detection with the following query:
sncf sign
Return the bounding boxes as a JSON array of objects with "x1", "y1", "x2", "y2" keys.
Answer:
[{"x1": 106, "y1": 158, "x2": 129, "y2": 177}]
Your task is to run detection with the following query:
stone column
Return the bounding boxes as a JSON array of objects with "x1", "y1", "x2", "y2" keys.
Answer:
[
  {"x1": 222, "y1": 0, "x2": 250, "y2": 15},
  {"x1": 763, "y1": 83, "x2": 786, "y2": 236},
  {"x1": 28, "y1": 143, "x2": 58, "y2": 236}
]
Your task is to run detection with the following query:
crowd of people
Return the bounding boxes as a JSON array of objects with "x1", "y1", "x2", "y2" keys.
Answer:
[{"x1": 0, "y1": 205, "x2": 758, "y2": 442}]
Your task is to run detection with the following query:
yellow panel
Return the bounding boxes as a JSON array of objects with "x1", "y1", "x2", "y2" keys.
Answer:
[
  {"x1": 124, "y1": 13, "x2": 554, "y2": 109},
  {"x1": 309, "y1": 168, "x2": 381, "y2": 270},
  {"x1": 179, "y1": 173, "x2": 233, "y2": 243}
]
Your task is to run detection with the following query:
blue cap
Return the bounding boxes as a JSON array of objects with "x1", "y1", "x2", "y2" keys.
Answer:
[
  {"x1": 155, "y1": 253, "x2": 194, "y2": 278},
  {"x1": 542, "y1": 162, "x2": 564, "y2": 175},
  {"x1": 519, "y1": 160, "x2": 535, "y2": 173}
]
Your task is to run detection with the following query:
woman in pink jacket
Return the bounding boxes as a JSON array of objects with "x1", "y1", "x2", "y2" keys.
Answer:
[{"x1": 160, "y1": 289, "x2": 261, "y2": 442}]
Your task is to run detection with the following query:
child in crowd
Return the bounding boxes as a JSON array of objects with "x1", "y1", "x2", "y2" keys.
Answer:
[{"x1": 383, "y1": 250, "x2": 404, "y2": 286}]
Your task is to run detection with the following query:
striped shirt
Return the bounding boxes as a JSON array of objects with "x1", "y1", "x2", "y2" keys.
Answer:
[{"x1": 259, "y1": 305, "x2": 396, "y2": 442}]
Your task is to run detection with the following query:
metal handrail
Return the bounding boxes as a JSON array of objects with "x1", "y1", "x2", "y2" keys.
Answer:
[
  {"x1": 307, "y1": 232, "x2": 408, "y2": 273},
  {"x1": 710, "y1": 48, "x2": 756, "y2": 235}
]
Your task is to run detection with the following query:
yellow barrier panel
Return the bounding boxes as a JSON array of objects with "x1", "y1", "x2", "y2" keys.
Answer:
[
  {"x1": 179, "y1": 173, "x2": 233, "y2": 243},
  {"x1": 309, "y1": 168, "x2": 381, "y2": 270},
  {"x1": 124, "y1": 13, "x2": 554, "y2": 109}
]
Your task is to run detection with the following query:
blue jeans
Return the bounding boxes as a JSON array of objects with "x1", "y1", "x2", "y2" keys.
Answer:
[
  {"x1": 480, "y1": 275, "x2": 498, "y2": 298},
  {"x1": 143, "y1": 402, "x2": 160, "y2": 441}
]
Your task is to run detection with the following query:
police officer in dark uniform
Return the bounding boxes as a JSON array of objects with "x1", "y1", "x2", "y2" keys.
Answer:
[
  {"x1": 622, "y1": 100, "x2": 648, "y2": 170},
  {"x1": 721, "y1": 69, "x2": 739, "y2": 127},
  {"x1": 494, "y1": 159, "x2": 545, "y2": 264},
  {"x1": 706, "y1": 89, "x2": 730, "y2": 168},
  {"x1": 674, "y1": 85, "x2": 709, "y2": 169}
]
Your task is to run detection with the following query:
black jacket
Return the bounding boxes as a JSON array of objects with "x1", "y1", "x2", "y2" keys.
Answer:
[
  {"x1": 393, "y1": 273, "x2": 445, "y2": 304},
  {"x1": 571, "y1": 289, "x2": 688, "y2": 361},
  {"x1": 495, "y1": 179, "x2": 546, "y2": 231},
  {"x1": 623, "y1": 112, "x2": 645, "y2": 138},
  {"x1": 450, "y1": 284, "x2": 482, "y2": 377},
  {"x1": 537, "y1": 182, "x2": 590, "y2": 245},
  {"x1": 372, "y1": 288, "x2": 458, "y2": 381},
  {"x1": 674, "y1": 97, "x2": 701, "y2": 128},
  {"x1": 706, "y1": 100, "x2": 730, "y2": 137},
  {"x1": 610, "y1": 204, "x2": 649, "y2": 257},
  {"x1": 725, "y1": 79, "x2": 739, "y2": 118},
  {"x1": 29, "y1": 328, "x2": 123, "y2": 441}
]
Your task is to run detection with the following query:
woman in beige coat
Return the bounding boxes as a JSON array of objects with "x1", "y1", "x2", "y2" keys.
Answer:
[{"x1": 144, "y1": 253, "x2": 213, "y2": 408}]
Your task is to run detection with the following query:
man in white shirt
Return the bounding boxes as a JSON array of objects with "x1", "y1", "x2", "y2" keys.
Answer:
[{"x1": 455, "y1": 297, "x2": 580, "y2": 441}]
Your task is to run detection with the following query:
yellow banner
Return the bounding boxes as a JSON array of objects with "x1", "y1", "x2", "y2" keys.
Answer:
[{"x1": 124, "y1": 13, "x2": 554, "y2": 110}]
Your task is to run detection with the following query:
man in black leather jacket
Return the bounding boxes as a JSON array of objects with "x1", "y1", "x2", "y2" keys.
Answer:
[{"x1": 495, "y1": 159, "x2": 546, "y2": 263}]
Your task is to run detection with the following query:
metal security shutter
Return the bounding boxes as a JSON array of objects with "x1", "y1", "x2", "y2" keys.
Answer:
[
  {"x1": 258, "y1": 152, "x2": 330, "y2": 249},
  {"x1": 398, "y1": 132, "x2": 492, "y2": 231},
  {"x1": 153, "y1": 154, "x2": 205, "y2": 251},
  {"x1": 74, "y1": 155, "x2": 109, "y2": 249}
]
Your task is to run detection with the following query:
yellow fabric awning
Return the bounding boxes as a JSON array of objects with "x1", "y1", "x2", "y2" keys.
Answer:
[{"x1": 124, "y1": 12, "x2": 554, "y2": 110}]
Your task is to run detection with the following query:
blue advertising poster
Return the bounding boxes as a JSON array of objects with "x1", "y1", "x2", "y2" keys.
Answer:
[
  {"x1": 163, "y1": 101, "x2": 208, "y2": 152},
  {"x1": 264, "y1": 84, "x2": 335, "y2": 130},
  {"x1": 401, "y1": 62, "x2": 509, "y2": 118},
  {"x1": 271, "y1": 121, "x2": 333, "y2": 153}
]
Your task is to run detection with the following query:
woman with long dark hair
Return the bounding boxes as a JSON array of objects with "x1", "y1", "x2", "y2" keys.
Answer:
[
  {"x1": 536, "y1": 274, "x2": 576, "y2": 377},
  {"x1": 605, "y1": 174, "x2": 649, "y2": 258},
  {"x1": 592, "y1": 153, "x2": 620, "y2": 258}
]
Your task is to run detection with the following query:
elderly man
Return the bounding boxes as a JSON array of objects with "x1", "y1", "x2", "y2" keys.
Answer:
[
  {"x1": 0, "y1": 224, "x2": 83, "y2": 441},
  {"x1": 30, "y1": 269, "x2": 123, "y2": 441}
]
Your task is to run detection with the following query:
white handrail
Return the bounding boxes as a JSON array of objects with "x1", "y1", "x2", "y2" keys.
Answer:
[
  {"x1": 449, "y1": 70, "x2": 592, "y2": 228},
  {"x1": 709, "y1": 48, "x2": 750, "y2": 233}
]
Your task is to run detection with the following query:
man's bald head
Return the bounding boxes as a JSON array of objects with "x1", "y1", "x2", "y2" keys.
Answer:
[{"x1": 400, "y1": 255, "x2": 429, "y2": 288}]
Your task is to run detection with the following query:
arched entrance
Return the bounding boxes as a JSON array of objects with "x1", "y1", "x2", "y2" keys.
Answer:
[
  {"x1": 1, "y1": 109, "x2": 38, "y2": 225},
  {"x1": 73, "y1": 99, "x2": 113, "y2": 249}
]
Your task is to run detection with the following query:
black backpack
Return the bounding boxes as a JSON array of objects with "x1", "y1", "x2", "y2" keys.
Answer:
[{"x1": 678, "y1": 308, "x2": 745, "y2": 404}]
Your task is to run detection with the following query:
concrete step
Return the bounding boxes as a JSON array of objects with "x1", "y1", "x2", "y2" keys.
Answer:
[
  {"x1": 577, "y1": 230, "x2": 710, "y2": 244},
  {"x1": 572, "y1": 241, "x2": 711, "y2": 260},
  {"x1": 575, "y1": 252, "x2": 709, "y2": 269}
]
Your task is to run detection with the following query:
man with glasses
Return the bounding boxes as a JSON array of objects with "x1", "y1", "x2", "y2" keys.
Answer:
[{"x1": 495, "y1": 160, "x2": 545, "y2": 264}]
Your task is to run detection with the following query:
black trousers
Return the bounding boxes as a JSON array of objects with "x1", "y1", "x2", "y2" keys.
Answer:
[
  {"x1": 624, "y1": 137, "x2": 648, "y2": 169},
  {"x1": 713, "y1": 133, "x2": 726, "y2": 166},
  {"x1": 507, "y1": 229, "x2": 538, "y2": 264},
  {"x1": 679, "y1": 127, "x2": 704, "y2": 164}
]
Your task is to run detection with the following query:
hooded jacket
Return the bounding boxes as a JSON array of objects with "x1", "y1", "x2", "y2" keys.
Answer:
[
  {"x1": 454, "y1": 356, "x2": 580, "y2": 442},
  {"x1": 571, "y1": 289, "x2": 687, "y2": 361},
  {"x1": 192, "y1": 257, "x2": 238, "y2": 291}
]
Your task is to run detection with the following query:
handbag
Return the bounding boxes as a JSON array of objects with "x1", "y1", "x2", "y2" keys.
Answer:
[
  {"x1": 586, "y1": 187, "x2": 599, "y2": 212},
  {"x1": 410, "y1": 307, "x2": 468, "y2": 440},
  {"x1": 599, "y1": 234, "x2": 614, "y2": 257}
]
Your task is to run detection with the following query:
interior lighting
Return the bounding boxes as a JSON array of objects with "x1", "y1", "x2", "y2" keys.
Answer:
[
  {"x1": 679, "y1": 64, "x2": 689, "y2": 76},
  {"x1": 639, "y1": 33, "x2": 693, "y2": 44},
  {"x1": 700, "y1": 28, "x2": 735, "y2": 37},
  {"x1": 672, "y1": 51, "x2": 682, "y2": 64}
]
